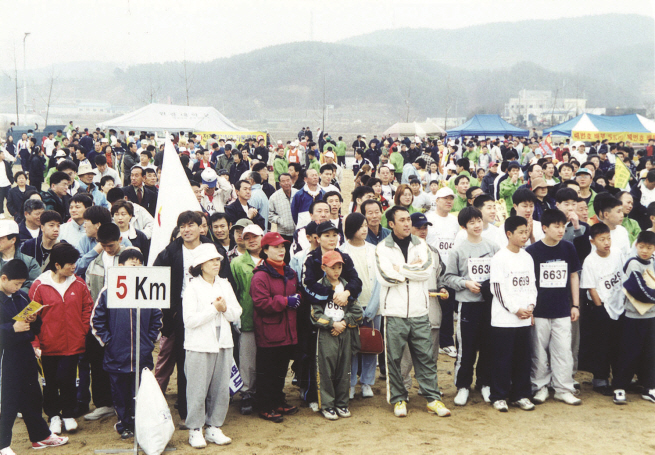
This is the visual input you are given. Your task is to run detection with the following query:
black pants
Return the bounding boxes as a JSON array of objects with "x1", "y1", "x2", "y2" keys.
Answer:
[
  {"x1": 42, "y1": 354, "x2": 79, "y2": 418},
  {"x1": 0, "y1": 349, "x2": 50, "y2": 448},
  {"x1": 256, "y1": 345, "x2": 295, "y2": 411},
  {"x1": 174, "y1": 326, "x2": 188, "y2": 419},
  {"x1": 439, "y1": 286, "x2": 456, "y2": 348},
  {"x1": 337, "y1": 155, "x2": 346, "y2": 167},
  {"x1": 281, "y1": 234, "x2": 293, "y2": 264},
  {"x1": 455, "y1": 301, "x2": 492, "y2": 389},
  {"x1": 296, "y1": 303, "x2": 318, "y2": 403},
  {"x1": 0, "y1": 186, "x2": 9, "y2": 216},
  {"x1": 612, "y1": 316, "x2": 655, "y2": 390},
  {"x1": 109, "y1": 372, "x2": 136, "y2": 433},
  {"x1": 590, "y1": 305, "x2": 622, "y2": 382},
  {"x1": 490, "y1": 326, "x2": 532, "y2": 402},
  {"x1": 77, "y1": 333, "x2": 113, "y2": 409}
]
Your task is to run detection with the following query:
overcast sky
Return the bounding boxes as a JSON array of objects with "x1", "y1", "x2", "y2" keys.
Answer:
[{"x1": 1, "y1": 0, "x2": 653, "y2": 70}]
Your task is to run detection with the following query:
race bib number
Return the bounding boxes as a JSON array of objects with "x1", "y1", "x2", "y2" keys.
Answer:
[
  {"x1": 436, "y1": 237, "x2": 454, "y2": 257},
  {"x1": 468, "y1": 258, "x2": 491, "y2": 282},
  {"x1": 509, "y1": 272, "x2": 531, "y2": 292},
  {"x1": 540, "y1": 262, "x2": 568, "y2": 288},
  {"x1": 601, "y1": 271, "x2": 622, "y2": 291},
  {"x1": 324, "y1": 301, "x2": 344, "y2": 322}
]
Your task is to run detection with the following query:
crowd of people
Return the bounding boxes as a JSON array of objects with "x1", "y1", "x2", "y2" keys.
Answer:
[{"x1": 1, "y1": 123, "x2": 655, "y2": 453}]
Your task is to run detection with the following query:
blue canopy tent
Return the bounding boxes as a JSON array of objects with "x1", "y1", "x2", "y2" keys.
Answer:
[
  {"x1": 446, "y1": 114, "x2": 529, "y2": 138},
  {"x1": 543, "y1": 113, "x2": 655, "y2": 143}
]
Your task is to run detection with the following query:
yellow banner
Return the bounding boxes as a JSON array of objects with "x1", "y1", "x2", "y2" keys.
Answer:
[
  {"x1": 571, "y1": 131, "x2": 655, "y2": 144},
  {"x1": 194, "y1": 131, "x2": 267, "y2": 146},
  {"x1": 614, "y1": 157, "x2": 631, "y2": 189}
]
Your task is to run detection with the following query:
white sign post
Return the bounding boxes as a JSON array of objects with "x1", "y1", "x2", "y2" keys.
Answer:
[{"x1": 96, "y1": 266, "x2": 172, "y2": 455}]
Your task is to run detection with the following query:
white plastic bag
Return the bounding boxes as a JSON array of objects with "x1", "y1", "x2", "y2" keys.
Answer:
[{"x1": 135, "y1": 368, "x2": 175, "y2": 455}]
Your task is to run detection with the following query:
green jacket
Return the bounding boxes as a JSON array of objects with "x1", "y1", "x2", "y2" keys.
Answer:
[
  {"x1": 308, "y1": 159, "x2": 321, "y2": 174},
  {"x1": 448, "y1": 171, "x2": 479, "y2": 191},
  {"x1": 310, "y1": 276, "x2": 363, "y2": 331},
  {"x1": 499, "y1": 178, "x2": 521, "y2": 215},
  {"x1": 389, "y1": 152, "x2": 404, "y2": 173},
  {"x1": 273, "y1": 156, "x2": 288, "y2": 182},
  {"x1": 231, "y1": 251, "x2": 257, "y2": 332},
  {"x1": 585, "y1": 190, "x2": 597, "y2": 218},
  {"x1": 380, "y1": 204, "x2": 419, "y2": 228},
  {"x1": 622, "y1": 217, "x2": 641, "y2": 244},
  {"x1": 451, "y1": 194, "x2": 468, "y2": 213},
  {"x1": 336, "y1": 141, "x2": 347, "y2": 157},
  {"x1": 463, "y1": 148, "x2": 480, "y2": 165}
]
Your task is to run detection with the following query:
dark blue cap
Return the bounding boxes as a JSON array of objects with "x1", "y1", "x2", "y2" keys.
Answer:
[{"x1": 410, "y1": 212, "x2": 432, "y2": 228}]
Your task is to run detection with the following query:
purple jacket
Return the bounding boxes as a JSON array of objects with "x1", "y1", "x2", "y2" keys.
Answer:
[{"x1": 250, "y1": 260, "x2": 299, "y2": 348}]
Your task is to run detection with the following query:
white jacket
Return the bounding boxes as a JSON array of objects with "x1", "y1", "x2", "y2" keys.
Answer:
[
  {"x1": 339, "y1": 241, "x2": 381, "y2": 317},
  {"x1": 183, "y1": 276, "x2": 242, "y2": 352},
  {"x1": 375, "y1": 234, "x2": 434, "y2": 318}
]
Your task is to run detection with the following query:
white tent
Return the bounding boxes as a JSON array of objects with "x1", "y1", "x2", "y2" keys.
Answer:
[
  {"x1": 96, "y1": 103, "x2": 245, "y2": 132},
  {"x1": 383, "y1": 121, "x2": 446, "y2": 138}
]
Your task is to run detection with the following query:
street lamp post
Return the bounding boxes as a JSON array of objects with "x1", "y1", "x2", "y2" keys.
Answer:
[{"x1": 23, "y1": 32, "x2": 30, "y2": 122}]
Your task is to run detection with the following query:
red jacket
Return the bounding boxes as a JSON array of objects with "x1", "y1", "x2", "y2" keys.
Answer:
[
  {"x1": 29, "y1": 272, "x2": 94, "y2": 356},
  {"x1": 250, "y1": 260, "x2": 299, "y2": 348}
]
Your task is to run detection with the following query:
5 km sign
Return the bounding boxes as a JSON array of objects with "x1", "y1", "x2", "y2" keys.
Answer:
[{"x1": 107, "y1": 266, "x2": 171, "y2": 309}]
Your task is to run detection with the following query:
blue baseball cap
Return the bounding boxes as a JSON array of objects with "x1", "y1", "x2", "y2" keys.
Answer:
[{"x1": 410, "y1": 212, "x2": 432, "y2": 228}]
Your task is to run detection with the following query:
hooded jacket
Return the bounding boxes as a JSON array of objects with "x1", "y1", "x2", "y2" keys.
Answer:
[
  {"x1": 91, "y1": 288, "x2": 162, "y2": 373},
  {"x1": 29, "y1": 271, "x2": 94, "y2": 356}
]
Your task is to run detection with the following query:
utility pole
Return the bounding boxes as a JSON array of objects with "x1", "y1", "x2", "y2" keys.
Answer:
[
  {"x1": 23, "y1": 32, "x2": 30, "y2": 120},
  {"x1": 405, "y1": 87, "x2": 411, "y2": 122},
  {"x1": 322, "y1": 72, "x2": 326, "y2": 131},
  {"x1": 44, "y1": 68, "x2": 55, "y2": 126}
]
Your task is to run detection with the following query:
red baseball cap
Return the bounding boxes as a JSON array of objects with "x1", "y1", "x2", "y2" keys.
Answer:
[
  {"x1": 322, "y1": 250, "x2": 344, "y2": 267},
  {"x1": 260, "y1": 232, "x2": 289, "y2": 248}
]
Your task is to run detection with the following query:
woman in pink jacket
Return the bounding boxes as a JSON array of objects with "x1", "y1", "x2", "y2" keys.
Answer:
[{"x1": 250, "y1": 232, "x2": 300, "y2": 423}]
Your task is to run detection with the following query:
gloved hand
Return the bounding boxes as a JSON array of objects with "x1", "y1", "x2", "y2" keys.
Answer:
[{"x1": 287, "y1": 294, "x2": 301, "y2": 309}]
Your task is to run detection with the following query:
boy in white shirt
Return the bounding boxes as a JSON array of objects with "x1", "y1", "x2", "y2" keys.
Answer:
[
  {"x1": 592, "y1": 194, "x2": 631, "y2": 261},
  {"x1": 489, "y1": 216, "x2": 537, "y2": 412},
  {"x1": 580, "y1": 223, "x2": 624, "y2": 396},
  {"x1": 454, "y1": 194, "x2": 507, "y2": 249},
  {"x1": 512, "y1": 188, "x2": 544, "y2": 246}
]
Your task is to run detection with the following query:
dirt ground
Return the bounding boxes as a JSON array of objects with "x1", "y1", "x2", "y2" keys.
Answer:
[{"x1": 8, "y1": 168, "x2": 655, "y2": 454}]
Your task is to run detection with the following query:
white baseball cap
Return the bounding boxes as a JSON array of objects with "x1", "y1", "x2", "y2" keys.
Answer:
[
  {"x1": 436, "y1": 187, "x2": 455, "y2": 198},
  {"x1": 0, "y1": 220, "x2": 19, "y2": 238},
  {"x1": 191, "y1": 244, "x2": 223, "y2": 267},
  {"x1": 242, "y1": 224, "x2": 264, "y2": 237}
]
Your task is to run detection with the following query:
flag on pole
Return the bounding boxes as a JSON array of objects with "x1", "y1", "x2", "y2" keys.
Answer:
[
  {"x1": 614, "y1": 156, "x2": 631, "y2": 190},
  {"x1": 147, "y1": 138, "x2": 201, "y2": 265},
  {"x1": 538, "y1": 133, "x2": 554, "y2": 156}
]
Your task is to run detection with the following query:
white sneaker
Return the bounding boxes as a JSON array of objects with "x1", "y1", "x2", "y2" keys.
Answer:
[
  {"x1": 84, "y1": 406, "x2": 115, "y2": 421},
  {"x1": 0, "y1": 447, "x2": 16, "y2": 455},
  {"x1": 309, "y1": 402, "x2": 320, "y2": 412},
  {"x1": 613, "y1": 389, "x2": 627, "y2": 405},
  {"x1": 16, "y1": 413, "x2": 22, "y2": 419},
  {"x1": 362, "y1": 384, "x2": 374, "y2": 398},
  {"x1": 532, "y1": 387, "x2": 549, "y2": 404},
  {"x1": 554, "y1": 391, "x2": 582, "y2": 406},
  {"x1": 642, "y1": 389, "x2": 655, "y2": 403},
  {"x1": 349, "y1": 387, "x2": 355, "y2": 400},
  {"x1": 188, "y1": 429, "x2": 207, "y2": 448},
  {"x1": 49, "y1": 416, "x2": 62, "y2": 434},
  {"x1": 493, "y1": 400, "x2": 508, "y2": 412},
  {"x1": 511, "y1": 398, "x2": 535, "y2": 411},
  {"x1": 481, "y1": 386, "x2": 491, "y2": 403},
  {"x1": 440, "y1": 346, "x2": 457, "y2": 358},
  {"x1": 63, "y1": 418, "x2": 78, "y2": 432},
  {"x1": 454, "y1": 388, "x2": 469, "y2": 406},
  {"x1": 205, "y1": 426, "x2": 231, "y2": 445}
]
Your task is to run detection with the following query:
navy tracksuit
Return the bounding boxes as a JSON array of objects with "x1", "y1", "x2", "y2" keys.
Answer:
[{"x1": 0, "y1": 291, "x2": 51, "y2": 449}]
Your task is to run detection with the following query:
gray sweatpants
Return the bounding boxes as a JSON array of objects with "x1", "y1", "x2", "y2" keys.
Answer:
[
  {"x1": 239, "y1": 332, "x2": 257, "y2": 394},
  {"x1": 385, "y1": 315, "x2": 441, "y2": 404},
  {"x1": 185, "y1": 348, "x2": 233, "y2": 430},
  {"x1": 401, "y1": 299, "x2": 442, "y2": 390},
  {"x1": 531, "y1": 317, "x2": 575, "y2": 394}
]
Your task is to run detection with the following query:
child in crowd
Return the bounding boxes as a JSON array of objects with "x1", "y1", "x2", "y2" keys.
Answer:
[
  {"x1": 29, "y1": 243, "x2": 94, "y2": 434},
  {"x1": 310, "y1": 250, "x2": 363, "y2": 420},
  {"x1": 183, "y1": 244, "x2": 242, "y2": 447},
  {"x1": 579, "y1": 223, "x2": 624, "y2": 396},
  {"x1": 489, "y1": 216, "x2": 537, "y2": 412},
  {"x1": 525, "y1": 209, "x2": 582, "y2": 406},
  {"x1": 444, "y1": 207, "x2": 500, "y2": 406},
  {"x1": 454, "y1": 194, "x2": 507, "y2": 249},
  {"x1": 592, "y1": 194, "x2": 630, "y2": 261},
  {"x1": 612, "y1": 230, "x2": 655, "y2": 404},
  {"x1": 512, "y1": 188, "x2": 544, "y2": 246},
  {"x1": 90, "y1": 249, "x2": 163, "y2": 439},
  {"x1": 0, "y1": 260, "x2": 69, "y2": 454}
]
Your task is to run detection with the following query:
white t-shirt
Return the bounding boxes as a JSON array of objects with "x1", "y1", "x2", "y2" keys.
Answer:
[
  {"x1": 426, "y1": 192, "x2": 439, "y2": 212},
  {"x1": 640, "y1": 182, "x2": 655, "y2": 209},
  {"x1": 490, "y1": 248, "x2": 537, "y2": 328},
  {"x1": 590, "y1": 225, "x2": 631, "y2": 263},
  {"x1": 425, "y1": 211, "x2": 460, "y2": 261},
  {"x1": 454, "y1": 222, "x2": 508, "y2": 249},
  {"x1": 27, "y1": 226, "x2": 40, "y2": 239},
  {"x1": 525, "y1": 220, "x2": 545, "y2": 246},
  {"x1": 412, "y1": 191, "x2": 431, "y2": 211},
  {"x1": 182, "y1": 245, "x2": 194, "y2": 295},
  {"x1": 320, "y1": 183, "x2": 340, "y2": 193},
  {"x1": 102, "y1": 252, "x2": 115, "y2": 282},
  {"x1": 580, "y1": 250, "x2": 625, "y2": 321}
]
